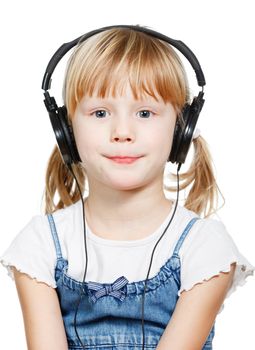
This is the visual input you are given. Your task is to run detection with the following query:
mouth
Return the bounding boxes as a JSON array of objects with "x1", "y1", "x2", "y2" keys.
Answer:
[{"x1": 105, "y1": 155, "x2": 143, "y2": 164}]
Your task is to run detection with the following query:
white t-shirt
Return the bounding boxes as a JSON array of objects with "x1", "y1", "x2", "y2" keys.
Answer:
[{"x1": 1, "y1": 200, "x2": 254, "y2": 314}]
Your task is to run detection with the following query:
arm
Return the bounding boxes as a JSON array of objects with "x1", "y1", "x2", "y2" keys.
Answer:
[
  {"x1": 156, "y1": 263, "x2": 236, "y2": 350},
  {"x1": 12, "y1": 267, "x2": 68, "y2": 350}
]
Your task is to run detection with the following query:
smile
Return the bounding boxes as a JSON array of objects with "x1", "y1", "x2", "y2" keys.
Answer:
[{"x1": 106, "y1": 156, "x2": 142, "y2": 164}]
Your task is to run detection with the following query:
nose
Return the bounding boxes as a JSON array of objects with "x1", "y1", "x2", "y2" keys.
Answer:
[{"x1": 110, "y1": 117, "x2": 135, "y2": 143}]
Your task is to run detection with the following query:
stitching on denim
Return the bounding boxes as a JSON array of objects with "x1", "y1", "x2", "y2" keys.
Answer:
[
  {"x1": 46, "y1": 214, "x2": 63, "y2": 259},
  {"x1": 173, "y1": 217, "x2": 200, "y2": 255}
]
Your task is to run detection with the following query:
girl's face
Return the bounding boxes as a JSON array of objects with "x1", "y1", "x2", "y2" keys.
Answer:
[{"x1": 72, "y1": 84, "x2": 177, "y2": 192}]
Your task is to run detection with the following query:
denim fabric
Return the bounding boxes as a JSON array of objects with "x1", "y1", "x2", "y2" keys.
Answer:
[{"x1": 47, "y1": 214, "x2": 215, "y2": 350}]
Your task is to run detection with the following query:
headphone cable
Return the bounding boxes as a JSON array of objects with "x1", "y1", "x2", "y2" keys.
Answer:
[
  {"x1": 68, "y1": 162, "x2": 181, "y2": 350},
  {"x1": 68, "y1": 164, "x2": 88, "y2": 350},
  {"x1": 141, "y1": 163, "x2": 180, "y2": 350}
]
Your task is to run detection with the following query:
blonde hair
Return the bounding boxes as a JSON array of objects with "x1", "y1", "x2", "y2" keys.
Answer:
[{"x1": 44, "y1": 27, "x2": 224, "y2": 217}]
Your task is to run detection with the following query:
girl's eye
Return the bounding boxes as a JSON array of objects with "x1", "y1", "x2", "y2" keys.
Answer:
[
  {"x1": 91, "y1": 109, "x2": 154, "y2": 118},
  {"x1": 138, "y1": 110, "x2": 153, "y2": 118},
  {"x1": 92, "y1": 110, "x2": 108, "y2": 118}
]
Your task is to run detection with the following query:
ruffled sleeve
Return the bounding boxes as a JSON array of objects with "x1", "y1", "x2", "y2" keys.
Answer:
[
  {"x1": 179, "y1": 218, "x2": 254, "y2": 313},
  {"x1": 0, "y1": 215, "x2": 57, "y2": 288}
]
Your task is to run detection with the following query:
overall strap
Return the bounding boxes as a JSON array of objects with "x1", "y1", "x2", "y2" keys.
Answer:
[
  {"x1": 173, "y1": 217, "x2": 200, "y2": 256},
  {"x1": 46, "y1": 214, "x2": 63, "y2": 260}
]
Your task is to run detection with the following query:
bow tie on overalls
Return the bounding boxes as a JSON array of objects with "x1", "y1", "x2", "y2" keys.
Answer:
[{"x1": 87, "y1": 276, "x2": 129, "y2": 303}]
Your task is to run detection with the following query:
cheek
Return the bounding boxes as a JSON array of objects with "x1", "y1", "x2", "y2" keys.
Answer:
[
  {"x1": 161, "y1": 114, "x2": 177, "y2": 155},
  {"x1": 75, "y1": 132, "x2": 97, "y2": 162},
  {"x1": 146, "y1": 120, "x2": 175, "y2": 158},
  {"x1": 72, "y1": 121, "x2": 96, "y2": 162}
]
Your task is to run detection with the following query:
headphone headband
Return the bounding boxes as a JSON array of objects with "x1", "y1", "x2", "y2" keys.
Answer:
[
  {"x1": 42, "y1": 24, "x2": 206, "y2": 166},
  {"x1": 42, "y1": 25, "x2": 206, "y2": 92}
]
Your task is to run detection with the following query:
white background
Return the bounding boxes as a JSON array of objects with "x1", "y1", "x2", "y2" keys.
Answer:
[{"x1": 0, "y1": 0, "x2": 254, "y2": 348}]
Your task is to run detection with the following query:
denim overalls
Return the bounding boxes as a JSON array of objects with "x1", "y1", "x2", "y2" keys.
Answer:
[{"x1": 47, "y1": 214, "x2": 215, "y2": 350}]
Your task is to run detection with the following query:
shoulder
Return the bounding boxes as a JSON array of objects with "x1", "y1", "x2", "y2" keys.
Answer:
[
  {"x1": 177, "y1": 206, "x2": 242, "y2": 270},
  {"x1": 15, "y1": 200, "x2": 81, "y2": 244},
  {"x1": 49, "y1": 199, "x2": 81, "y2": 222},
  {"x1": 56, "y1": 199, "x2": 81, "y2": 221},
  {"x1": 176, "y1": 207, "x2": 255, "y2": 306},
  {"x1": 48, "y1": 200, "x2": 82, "y2": 244},
  {"x1": 0, "y1": 200, "x2": 82, "y2": 288},
  {"x1": 175, "y1": 206, "x2": 238, "y2": 277},
  {"x1": 175, "y1": 206, "x2": 232, "y2": 256}
]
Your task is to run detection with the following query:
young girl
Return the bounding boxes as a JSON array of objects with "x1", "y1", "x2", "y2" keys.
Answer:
[{"x1": 1, "y1": 25, "x2": 254, "y2": 350}]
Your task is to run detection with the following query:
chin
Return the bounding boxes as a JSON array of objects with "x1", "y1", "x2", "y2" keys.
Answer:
[
  {"x1": 110, "y1": 182, "x2": 144, "y2": 191},
  {"x1": 107, "y1": 176, "x2": 152, "y2": 192}
]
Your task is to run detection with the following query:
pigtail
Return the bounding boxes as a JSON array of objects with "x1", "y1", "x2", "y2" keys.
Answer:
[
  {"x1": 43, "y1": 146, "x2": 86, "y2": 214},
  {"x1": 165, "y1": 135, "x2": 225, "y2": 218}
]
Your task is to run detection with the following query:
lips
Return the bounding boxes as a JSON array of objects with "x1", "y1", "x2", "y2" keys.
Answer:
[{"x1": 106, "y1": 155, "x2": 143, "y2": 164}]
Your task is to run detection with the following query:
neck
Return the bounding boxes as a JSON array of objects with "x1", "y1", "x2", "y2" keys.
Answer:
[{"x1": 84, "y1": 178, "x2": 173, "y2": 240}]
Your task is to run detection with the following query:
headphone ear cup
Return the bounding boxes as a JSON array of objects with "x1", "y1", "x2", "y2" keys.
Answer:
[
  {"x1": 169, "y1": 92, "x2": 204, "y2": 165},
  {"x1": 56, "y1": 106, "x2": 81, "y2": 165},
  {"x1": 43, "y1": 92, "x2": 81, "y2": 165},
  {"x1": 47, "y1": 104, "x2": 81, "y2": 165},
  {"x1": 169, "y1": 103, "x2": 190, "y2": 163}
]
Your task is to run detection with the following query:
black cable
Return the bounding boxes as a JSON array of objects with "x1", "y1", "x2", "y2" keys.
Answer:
[
  {"x1": 68, "y1": 162, "x2": 181, "y2": 350},
  {"x1": 141, "y1": 164, "x2": 181, "y2": 350},
  {"x1": 68, "y1": 164, "x2": 88, "y2": 349}
]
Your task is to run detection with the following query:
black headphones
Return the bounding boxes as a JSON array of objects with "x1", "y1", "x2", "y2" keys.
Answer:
[{"x1": 42, "y1": 25, "x2": 206, "y2": 167}]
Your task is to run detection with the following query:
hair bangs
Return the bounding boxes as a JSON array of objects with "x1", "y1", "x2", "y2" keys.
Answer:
[{"x1": 64, "y1": 28, "x2": 189, "y2": 117}]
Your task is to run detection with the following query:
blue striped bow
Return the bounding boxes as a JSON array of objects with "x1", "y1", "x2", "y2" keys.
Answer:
[{"x1": 87, "y1": 276, "x2": 129, "y2": 303}]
